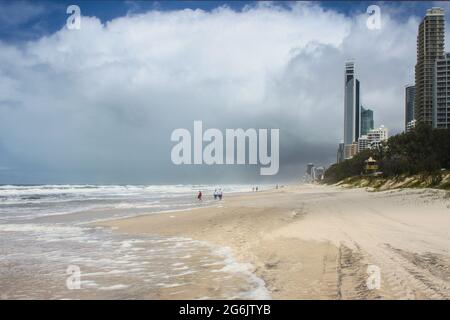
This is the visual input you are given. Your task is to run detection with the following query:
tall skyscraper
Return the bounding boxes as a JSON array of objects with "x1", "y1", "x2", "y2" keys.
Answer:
[
  {"x1": 415, "y1": 7, "x2": 445, "y2": 126},
  {"x1": 433, "y1": 53, "x2": 450, "y2": 128},
  {"x1": 405, "y1": 85, "x2": 415, "y2": 131},
  {"x1": 337, "y1": 142, "x2": 344, "y2": 163},
  {"x1": 343, "y1": 61, "x2": 360, "y2": 159},
  {"x1": 360, "y1": 106, "x2": 374, "y2": 136}
]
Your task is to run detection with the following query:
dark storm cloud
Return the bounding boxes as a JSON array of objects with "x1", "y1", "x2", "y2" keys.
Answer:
[{"x1": 0, "y1": 2, "x2": 439, "y2": 183}]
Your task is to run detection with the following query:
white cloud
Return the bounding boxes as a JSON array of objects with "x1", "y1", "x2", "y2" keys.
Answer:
[{"x1": 0, "y1": 2, "x2": 437, "y2": 183}]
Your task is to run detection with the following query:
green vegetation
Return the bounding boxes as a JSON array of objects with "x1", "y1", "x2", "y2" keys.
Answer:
[
  {"x1": 324, "y1": 124, "x2": 450, "y2": 190},
  {"x1": 333, "y1": 173, "x2": 450, "y2": 191}
]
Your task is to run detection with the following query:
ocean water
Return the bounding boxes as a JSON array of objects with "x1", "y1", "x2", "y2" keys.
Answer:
[{"x1": 0, "y1": 184, "x2": 270, "y2": 299}]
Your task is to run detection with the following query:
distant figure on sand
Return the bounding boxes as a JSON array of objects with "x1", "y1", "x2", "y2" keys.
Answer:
[
  {"x1": 218, "y1": 189, "x2": 223, "y2": 200},
  {"x1": 256, "y1": 186, "x2": 258, "y2": 192},
  {"x1": 197, "y1": 191, "x2": 202, "y2": 201},
  {"x1": 214, "y1": 189, "x2": 218, "y2": 200}
]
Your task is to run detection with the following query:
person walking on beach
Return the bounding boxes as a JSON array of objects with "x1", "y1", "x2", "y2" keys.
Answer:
[
  {"x1": 197, "y1": 191, "x2": 202, "y2": 201},
  {"x1": 214, "y1": 189, "x2": 218, "y2": 200},
  {"x1": 218, "y1": 189, "x2": 223, "y2": 200}
]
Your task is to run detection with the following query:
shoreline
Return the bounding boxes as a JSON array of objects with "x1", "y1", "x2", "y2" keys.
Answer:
[{"x1": 96, "y1": 184, "x2": 450, "y2": 299}]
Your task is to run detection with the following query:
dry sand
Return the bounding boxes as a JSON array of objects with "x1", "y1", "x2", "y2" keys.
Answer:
[{"x1": 98, "y1": 184, "x2": 450, "y2": 299}]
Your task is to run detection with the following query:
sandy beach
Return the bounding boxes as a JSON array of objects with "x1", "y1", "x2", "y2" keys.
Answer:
[{"x1": 98, "y1": 184, "x2": 450, "y2": 299}]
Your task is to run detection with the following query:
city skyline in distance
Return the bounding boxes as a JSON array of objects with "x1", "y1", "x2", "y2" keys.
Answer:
[{"x1": 1, "y1": 1, "x2": 450, "y2": 184}]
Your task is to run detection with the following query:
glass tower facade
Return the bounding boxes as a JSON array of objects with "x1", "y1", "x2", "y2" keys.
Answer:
[{"x1": 361, "y1": 106, "x2": 374, "y2": 136}]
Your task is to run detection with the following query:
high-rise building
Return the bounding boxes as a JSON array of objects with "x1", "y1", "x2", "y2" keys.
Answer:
[
  {"x1": 343, "y1": 61, "x2": 360, "y2": 159},
  {"x1": 312, "y1": 167, "x2": 325, "y2": 181},
  {"x1": 415, "y1": 7, "x2": 445, "y2": 126},
  {"x1": 357, "y1": 135, "x2": 370, "y2": 152},
  {"x1": 306, "y1": 163, "x2": 314, "y2": 176},
  {"x1": 433, "y1": 53, "x2": 450, "y2": 128},
  {"x1": 406, "y1": 119, "x2": 417, "y2": 132},
  {"x1": 405, "y1": 85, "x2": 415, "y2": 131},
  {"x1": 344, "y1": 142, "x2": 358, "y2": 159},
  {"x1": 336, "y1": 142, "x2": 344, "y2": 163},
  {"x1": 358, "y1": 126, "x2": 389, "y2": 152},
  {"x1": 368, "y1": 125, "x2": 389, "y2": 141},
  {"x1": 360, "y1": 106, "x2": 374, "y2": 136}
]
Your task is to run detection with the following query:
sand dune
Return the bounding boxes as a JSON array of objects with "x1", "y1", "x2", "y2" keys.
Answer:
[{"x1": 99, "y1": 184, "x2": 450, "y2": 299}]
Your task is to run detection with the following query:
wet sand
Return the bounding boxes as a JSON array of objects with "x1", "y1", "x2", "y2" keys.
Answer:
[{"x1": 98, "y1": 184, "x2": 450, "y2": 299}]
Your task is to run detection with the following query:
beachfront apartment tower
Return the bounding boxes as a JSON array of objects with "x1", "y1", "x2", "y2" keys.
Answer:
[
  {"x1": 368, "y1": 125, "x2": 389, "y2": 141},
  {"x1": 343, "y1": 61, "x2": 360, "y2": 159},
  {"x1": 405, "y1": 85, "x2": 415, "y2": 131},
  {"x1": 361, "y1": 106, "x2": 374, "y2": 136},
  {"x1": 357, "y1": 135, "x2": 370, "y2": 153},
  {"x1": 358, "y1": 125, "x2": 389, "y2": 152},
  {"x1": 433, "y1": 53, "x2": 450, "y2": 128},
  {"x1": 415, "y1": 7, "x2": 445, "y2": 126}
]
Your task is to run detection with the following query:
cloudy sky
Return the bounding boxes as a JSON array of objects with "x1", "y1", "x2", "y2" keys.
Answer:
[{"x1": 0, "y1": 1, "x2": 449, "y2": 184}]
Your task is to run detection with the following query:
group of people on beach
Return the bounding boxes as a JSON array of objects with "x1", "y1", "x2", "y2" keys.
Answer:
[
  {"x1": 197, "y1": 189, "x2": 222, "y2": 201},
  {"x1": 197, "y1": 184, "x2": 280, "y2": 201},
  {"x1": 213, "y1": 189, "x2": 223, "y2": 200}
]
